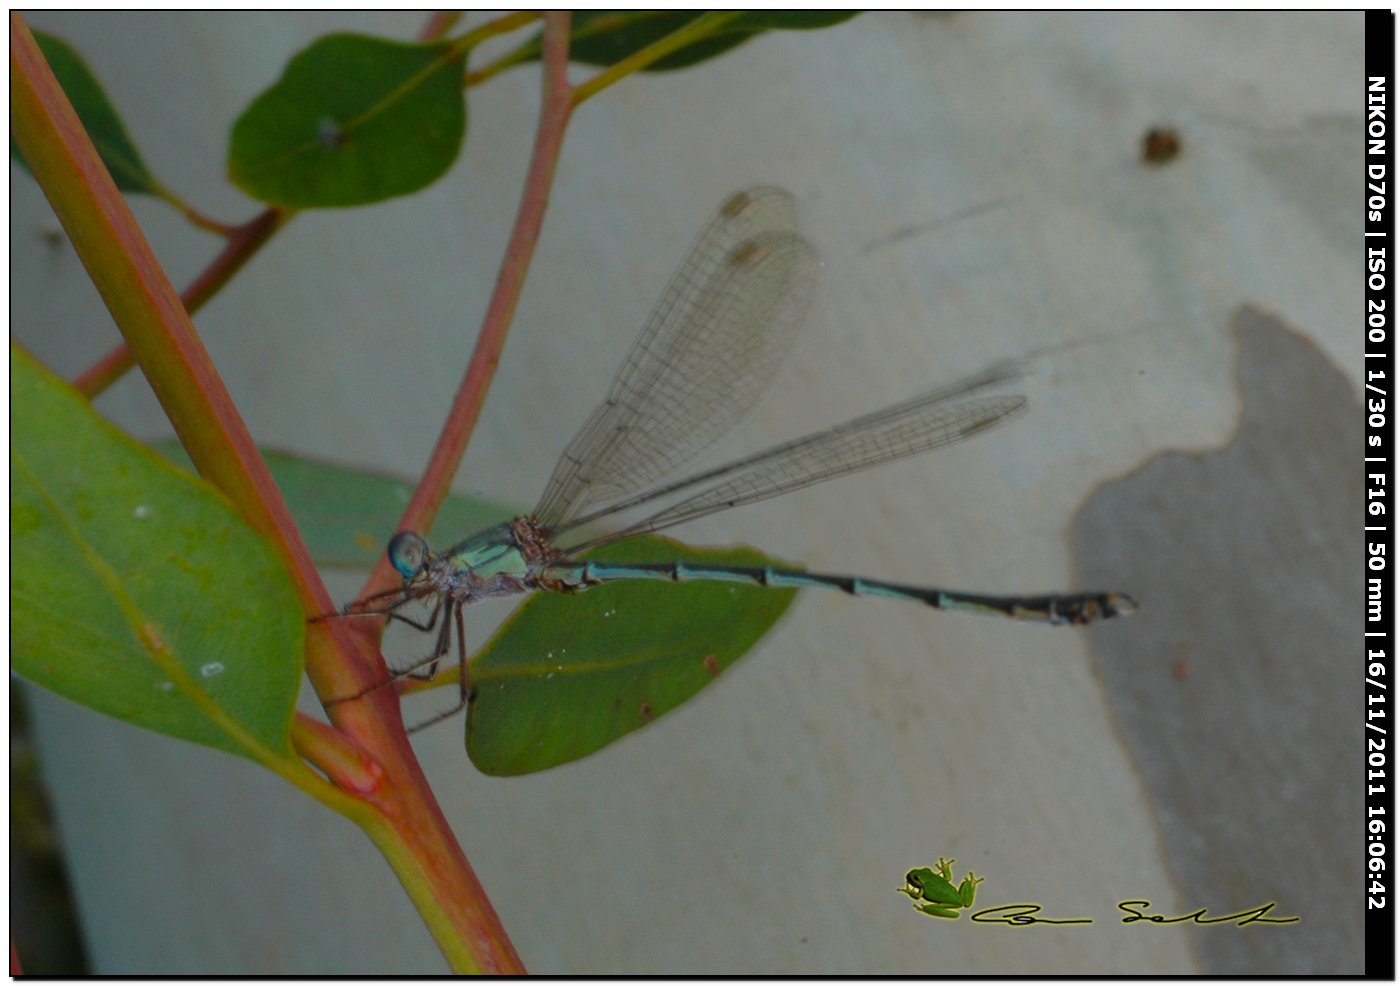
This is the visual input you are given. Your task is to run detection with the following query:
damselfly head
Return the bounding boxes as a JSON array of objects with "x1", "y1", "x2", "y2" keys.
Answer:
[{"x1": 387, "y1": 531, "x2": 430, "y2": 579}]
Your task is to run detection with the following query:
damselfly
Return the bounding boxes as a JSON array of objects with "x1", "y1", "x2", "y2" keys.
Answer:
[{"x1": 330, "y1": 188, "x2": 1134, "y2": 728}]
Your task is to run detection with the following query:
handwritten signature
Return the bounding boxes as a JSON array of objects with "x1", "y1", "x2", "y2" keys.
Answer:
[{"x1": 966, "y1": 901, "x2": 1299, "y2": 927}]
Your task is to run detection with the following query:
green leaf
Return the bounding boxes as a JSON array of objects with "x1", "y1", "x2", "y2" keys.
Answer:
[
  {"x1": 516, "y1": 11, "x2": 860, "y2": 72},
  {"x1": 11, "y1": 31, "x2": 163, "y2": 196},
  {"x1": 152, "y1": 442, "x2": 519, "y2": 569},
  {"x1": 11, "y1": 347, "x2": 303, "y2": 760},
  {"x1": 228, "y1": 33, "x2": 467, "y2": 208},
  {"x1": 466, "y1": 537, "x2": 798, "y2": 775}
]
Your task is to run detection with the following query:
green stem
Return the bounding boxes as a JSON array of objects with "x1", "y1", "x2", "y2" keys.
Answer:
[
  {"x1": 455, "y1": 9, "x2": 540, "y2": 50},
  {"x1": 162, "y1": 190, "x2": 240, "y2": 236},
  {"x1": 572, "y1": 10, "x2": 748, "y2": 105}
]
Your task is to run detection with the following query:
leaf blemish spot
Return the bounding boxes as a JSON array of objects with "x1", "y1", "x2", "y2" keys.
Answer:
[{"x1": 317, "y1": 117, "x2": 346, "y2": 150}]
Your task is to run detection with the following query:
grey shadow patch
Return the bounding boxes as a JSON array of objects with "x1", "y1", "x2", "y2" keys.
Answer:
[{"x1": 1075, "y1": 306, "x2": 1361, "y2": 974}]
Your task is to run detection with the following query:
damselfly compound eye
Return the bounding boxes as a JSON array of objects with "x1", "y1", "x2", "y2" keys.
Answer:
[{"x1": 387, "y1": 531, "x2": 429, "y2": 578}]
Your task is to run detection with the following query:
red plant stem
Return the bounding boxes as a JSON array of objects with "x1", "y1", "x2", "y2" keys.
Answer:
[
  {"x1": 418, "y1": 10, "x2": 461, "y2": 42},
  {"x1": 328, "y1": 14, "x2": 578, "y2": 968},
  {"x1": 297, "y1": 9, "x2": 578, "y2": 969},
  {"x1": 306, "y1": 14, "x2": 577, "y2": 956},
  {"x1": 360, "y1": 11, "x2": 576, "y2": 604}
]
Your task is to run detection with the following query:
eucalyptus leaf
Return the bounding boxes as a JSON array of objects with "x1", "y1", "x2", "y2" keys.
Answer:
[
  {"x1": 11, "y1": 347, "x2": 303, "y2": 760},
  {"x1": 228, "y1": 33, "x2": 467, "y2": 208},
  {"x1": 12, "y1": 31, "x2": 163, "y2": 196},
  {"x1": 466, "y1": 537, "x2": 798, "y2": 775}
]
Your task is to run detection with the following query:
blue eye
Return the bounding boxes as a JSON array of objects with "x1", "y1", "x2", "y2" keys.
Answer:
[{"x1": 387, "y1": 531, "x2": 429, "y2": 578}]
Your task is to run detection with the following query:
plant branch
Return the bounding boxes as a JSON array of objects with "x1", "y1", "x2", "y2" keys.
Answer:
[
  {"x1": 418, "y1": 10, "x2": 462, "y2": 42},
  {"x1": 319, "y1": 11, "x2": 583, "y2": 972},
  {"x1": 298, "y1": 20, "x2": 579, "y2": 958},
  {"x1": 455, "y1": 9, "x2": 540, "y2": 49},
  {"x1": 572, "y1": 10, "x2": 748, "y2": 105},
  {"x1": 73, "y1": 206, "x2": 291, "y2": 396},
  {"x1": 159, "y1": 189, "x2": 240, "y2": 236},
  {"x1": 359, "y1": 10, "x2": 577, "y2": 605},
  {"x1": 289, "y1": 714, "x2": 385, "y2": 797}
]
